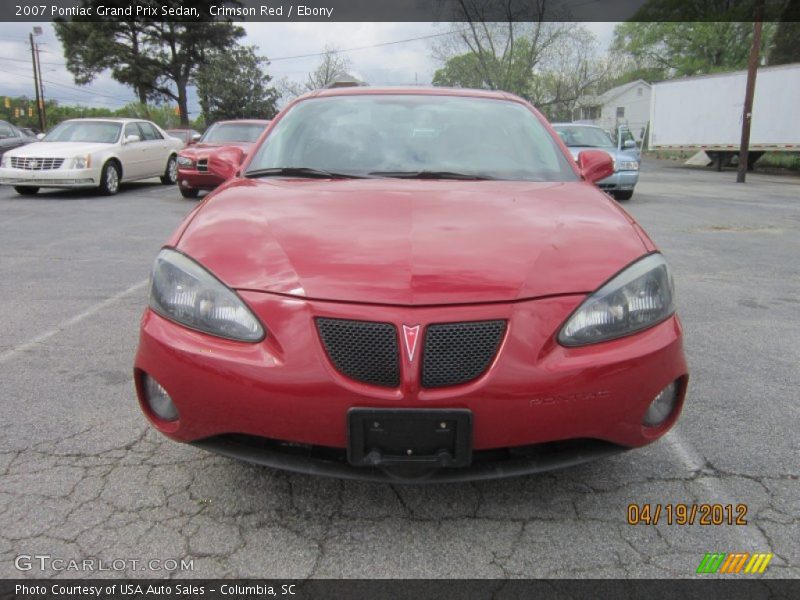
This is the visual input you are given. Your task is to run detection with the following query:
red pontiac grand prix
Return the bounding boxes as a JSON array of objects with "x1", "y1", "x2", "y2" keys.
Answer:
[
  {"x1": 134, "y1": 87, "x2": 688, "y2": 482},
  {"x1": 175, "y1": 119, "x2": 270, "y2": 198}
]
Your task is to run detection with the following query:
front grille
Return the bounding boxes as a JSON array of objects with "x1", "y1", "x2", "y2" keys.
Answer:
[
  {"x1": 316, "y1": 318, "x2": 400, "y2": 388},
  {"x1": 422, "y1": 320, "x2": 506, "y2": 388},
  {"x1": 196, "y1": 159, "x2": 208, "y2": 172},
  {"x1": 10, "y1": 157, "x2": 65, "y2": 170}
]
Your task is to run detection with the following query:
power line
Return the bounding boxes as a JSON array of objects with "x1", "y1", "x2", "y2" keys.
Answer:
[
  {"x1": 0, "y1": 55, "x2": 66, "y2": 67},
  {"x1": 267, "y1": 28, "x2": 468, "y2": 62},
  {"x1": 0, "y1": 67, "x2": 133, "y2": 105}
]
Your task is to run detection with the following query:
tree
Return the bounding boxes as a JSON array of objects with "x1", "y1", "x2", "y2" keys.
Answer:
[
  {"x1": 431, "y1": 11, "x2": 608, "y2": 120},
  {"x1": 611, "y1": 21, "x2": 775, "y2": 79},
  {"x1": 54, "y1": 20, "x2": 158, "y2": 104},
  {"x1": 527, "y1": 27, "x2": 609, "y2": 121},
  {"x1": 54, "y1": 0, "x2": 245, "y2": 124},
  {"x1": 279, "y1": 47, "x2": 352, "y2": 100},
  {"x1": 196, "y1": 46, "x2": 279, "y2": 123},
  {"x1": 770, "y1": 0, "x2": 800, "y2": 65}
]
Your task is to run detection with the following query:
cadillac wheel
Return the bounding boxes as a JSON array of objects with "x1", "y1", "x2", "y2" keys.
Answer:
[
  {"x1": 162, "y1": 154, "x2": 178, "y2": 185},
  {"x1": 99, "y1": 161, "x2": 120, "y2": 195}
]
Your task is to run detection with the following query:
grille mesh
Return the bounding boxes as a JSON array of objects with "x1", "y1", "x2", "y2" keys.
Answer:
[
  {"x1": 10, "y1": 157, "x2": 65, "y2": 170},
  {"x1": 422, "y1": 320, "x2": 506, "y2": 388},
  {"x1": 316, "y1": 318, "x2": 400, "y2": 388}
]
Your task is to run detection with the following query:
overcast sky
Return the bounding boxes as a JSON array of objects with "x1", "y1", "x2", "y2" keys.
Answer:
[{"x1": 0, "y1": 22, "x2": 617, "y2": 119}]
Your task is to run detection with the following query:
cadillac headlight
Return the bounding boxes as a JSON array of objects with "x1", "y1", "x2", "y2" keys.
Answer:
[
  {"x1": 559, "y1": 253, "x2": 675, "y2": 346},
  {"x1": 149, "y1": 248, "x2": 264, "y2": 342},
  {"x1": 72, "y1": 154, "x2": 91, "y2": 169},
  {"x1": 177, "y1": 156, "x2": 194, "y2": 167},
  {"x1": 618, "y1": 160, "x2": 639, "y2": 171},
  {"x1": 1, "y1": 154, "x2": 10, "y2": 168}
]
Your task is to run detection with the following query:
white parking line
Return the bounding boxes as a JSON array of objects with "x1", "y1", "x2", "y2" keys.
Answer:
[
  {"x1": 0, "y1": 279, "x2": 149, "y2": 365},
  {"x1": 664, "y1": 429, "x2": 769, "y2": 549}
]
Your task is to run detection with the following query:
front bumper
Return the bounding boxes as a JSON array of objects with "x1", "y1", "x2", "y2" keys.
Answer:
[
  {"x1": 598, "y1": 170, "x2": 639, "y2": 191},
  {"x1": 0, "y1": 166, "x2": 99, "y2": 188},
  {"x1": 134, "y1": 292, "x2": 688, "y2": 480},
  {"x1": 177, "y1": 168, "x2": 223, "y2": 191}
]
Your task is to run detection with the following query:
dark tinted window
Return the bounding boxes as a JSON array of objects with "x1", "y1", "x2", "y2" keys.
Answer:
[{"x1": 138, "y1": 122, "x2": 162, "y2": 140}]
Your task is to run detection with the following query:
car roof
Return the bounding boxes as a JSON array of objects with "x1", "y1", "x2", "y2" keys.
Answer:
[
  {"x1": 213, "y1": 119, "x2": 271, "y2": 125},
  {"x1": 60, "y1": 117, "x2": 156, "y2": 124},
  {"x1": 302, "y1": 86, "x2": 523, "y2": 103},
  {"x1": 551, "y1": 123, "x2": 603, "y2": 129}
]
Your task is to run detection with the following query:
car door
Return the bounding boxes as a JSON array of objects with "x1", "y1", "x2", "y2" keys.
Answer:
[
  {"x1": 137, "y1": 121, "x2": 170, "y2": 177},
  {"x1": 118, "y1": 122, "x2": 148, "y2": 180}
]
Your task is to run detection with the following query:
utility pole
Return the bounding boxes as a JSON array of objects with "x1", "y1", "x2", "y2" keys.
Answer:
[
  {"x1": 34, "y1": 28, "x2": 47, "y2": 130},
  {"x1": 29, "y1": 32, "x2": 44, "y2": 131},
  {"x1": 737, "y1": 1, "x2": 765, "y2": 183}
]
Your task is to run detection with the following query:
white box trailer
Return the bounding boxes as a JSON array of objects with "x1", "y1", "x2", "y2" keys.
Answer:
[{"x1": 649, "y1": 62, "x2": 800, "y2": 169}]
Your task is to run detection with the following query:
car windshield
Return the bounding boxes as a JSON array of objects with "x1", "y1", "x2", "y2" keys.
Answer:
[
  {"x1": 44, "y1": 121, "x2": 121, "y2": 143},
  {"x1": 201, "y1": 123, "x2": 265, "y2": 143},
  {"x1": 553, "y1": 126, "x2": 615, "y2": 148},
  {"x1": 246, "y1": 95, "x2": 578, "y2": 181}
]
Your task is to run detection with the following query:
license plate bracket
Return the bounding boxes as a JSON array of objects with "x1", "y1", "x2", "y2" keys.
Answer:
[{"x1": 347, "y1": 408, "x2": 472, "y2": 468}]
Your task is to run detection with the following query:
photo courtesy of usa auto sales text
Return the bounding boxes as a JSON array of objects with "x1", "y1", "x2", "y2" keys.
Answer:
[{"x1": 15, "y1": 584, "x2": 298, "y2": 597}]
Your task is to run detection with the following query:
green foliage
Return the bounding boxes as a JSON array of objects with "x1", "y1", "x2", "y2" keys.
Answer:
[
  {"x1": 770, "y1": 0, "x2": 800, "y2": 65},
  {"x1": 195, "y1": 46, "x2": 279, "y2": 122},
  {"x1": 432, "y1": 53, "x2": 493, "y2": 90},
  {"x1": 54, "y1": 1, "x2": 246, "y2": 124},
  {"x1": 611, "y1": 21, "x2": 775, "y2": 79},
  {"x1": 1, "y1": 96, "x2": 188, "y2": 130}
]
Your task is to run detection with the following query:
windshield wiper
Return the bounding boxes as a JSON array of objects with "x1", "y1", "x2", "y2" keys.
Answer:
[
  {"x1": 245, "y1": 167, "x2": 368, "y2": 179},
  {"x1": 369, "y1": 170, "x2": 497, "y2": 180}
]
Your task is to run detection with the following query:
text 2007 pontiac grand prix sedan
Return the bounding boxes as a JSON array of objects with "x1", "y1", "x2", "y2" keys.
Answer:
[{"x1": 134, "y1": 87, "x2": 688, "y2": 483}]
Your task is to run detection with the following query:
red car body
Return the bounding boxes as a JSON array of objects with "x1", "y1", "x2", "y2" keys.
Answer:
[
  {"x1": 135, "y1": 88, "x2": 688, "y2": 482},
  {"x1": 176, "y1": 119, "x2": 270, "y2": 197}
]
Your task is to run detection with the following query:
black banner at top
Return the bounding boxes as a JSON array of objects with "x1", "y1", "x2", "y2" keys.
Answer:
[{"x1": 1, "y1": 0, "x2": 797, "y2": 22}]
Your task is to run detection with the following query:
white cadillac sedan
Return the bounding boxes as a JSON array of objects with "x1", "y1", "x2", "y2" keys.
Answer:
[{"x1": 0, "y1": 118, "x2": 183, "y2": 195}]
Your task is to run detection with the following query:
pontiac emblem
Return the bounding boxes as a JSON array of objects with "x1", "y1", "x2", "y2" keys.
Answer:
[{"x1": 402, "y1": 325, "x2": 420, "y2": 362}]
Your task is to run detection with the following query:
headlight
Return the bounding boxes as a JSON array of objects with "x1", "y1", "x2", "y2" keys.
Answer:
[
  {"x1": 618, "y1": 160, "x2": 639, "y2": 171},
  {"x1": 177, "y1": 156, "x2": 194, "y2": 167},
  {"x1": 72, "y1": 154, "x2": 91, "y2": 169},
  {"x1": 149, "y1": 248, "x2": 265, "y2": 342},
  {"x1": 559, "y1": 253, "x2": 675, "y2": 346},
  {"x1": 1, "y1": 154, "x2": 10, "y2": 168}
]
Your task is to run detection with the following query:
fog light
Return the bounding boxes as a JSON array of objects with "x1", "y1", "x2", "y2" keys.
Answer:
[
  {"x1": 643, "y1": 381, "x2": 678, "y2": 427},
  {"x1": 143, "y1": 374, "x2": 178, "y2": 421}
]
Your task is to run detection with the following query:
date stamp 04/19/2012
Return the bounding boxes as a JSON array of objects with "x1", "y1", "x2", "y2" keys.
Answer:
[{"x1": 627, "y1": 503, "x2": 748, "y2": 526}]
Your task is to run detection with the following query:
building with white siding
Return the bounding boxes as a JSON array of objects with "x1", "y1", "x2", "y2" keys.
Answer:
[{"x1": 572, "y1": 80, "x2": 652, "y2": 141}]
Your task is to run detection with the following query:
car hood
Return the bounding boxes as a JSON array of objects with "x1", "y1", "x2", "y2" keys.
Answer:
[
  {"x1": 182, "y1": 141, "x2": 253, "y2": 154},
  {"x1": 176, "y1": 178, "x2": 648, "y2": 305},
  {"x1": 5, "y1": 141, "x2": 113, "y2": 157}
]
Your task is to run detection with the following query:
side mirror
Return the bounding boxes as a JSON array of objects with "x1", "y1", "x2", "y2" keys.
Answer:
[
  {"x1": 36, "y1": 133, "x2": 45, "y2": 140},
  {"x1": 124, "y1": 134, "x2": 141, "y2": 144},
  {"x1": 577, "y1": 150, "x2": 614, "y2": 184},
  {"x1": 191, "y1": 133, "x2": 202, "y2": 142},
  {"x1": 623, "y1": 139, "x2": 636, "y2": 149}
]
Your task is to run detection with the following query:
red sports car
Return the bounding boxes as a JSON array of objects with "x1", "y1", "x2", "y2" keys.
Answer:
[
  {"x1": 135, "y1": 88, "x2": 688, "y2": 482},
  {"x1": 175, "y1": 119, "x2": 270, "y2": 198}
]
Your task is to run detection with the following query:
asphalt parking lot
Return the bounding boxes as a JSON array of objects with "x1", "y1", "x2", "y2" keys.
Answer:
[{"x1": 0, "y1": 158, "x2": 798, "y2": 579}]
